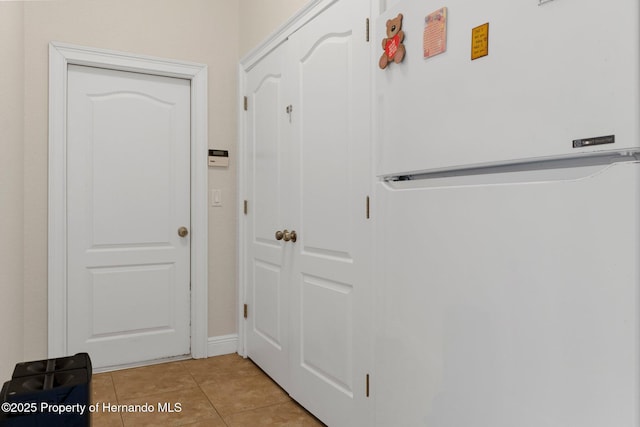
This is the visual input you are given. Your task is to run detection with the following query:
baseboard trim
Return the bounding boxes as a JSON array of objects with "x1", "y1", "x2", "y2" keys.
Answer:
[
  {"x1": 207, "y1": 334, "x2": 239, "y2": 357},
  {"x1": 93, "y1": 354, "x2": 192, "y2": 374}
]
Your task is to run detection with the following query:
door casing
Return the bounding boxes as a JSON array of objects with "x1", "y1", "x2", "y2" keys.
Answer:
[{"x1": 48, "y1": 42, "x2": 209, "y2": 361}]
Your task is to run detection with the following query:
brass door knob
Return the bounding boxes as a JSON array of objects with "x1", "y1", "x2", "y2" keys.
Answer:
[
  {"x1": 283, "y1": 230, "x2": 297, "y2": 243},
  {"x1": 178, "y1": 226, "x2": 189, "y2": 237},
  {"x1": 275, "y1": 229, "x2": 297, "y2": 242}
]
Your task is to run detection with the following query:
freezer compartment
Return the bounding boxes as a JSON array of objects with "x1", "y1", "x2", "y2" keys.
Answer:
[
  {"x1": 374, "y1": 161, "x2": 640, "y2": 426},
  {"x1": 375, "y1": 0, "x2": 640, "y2": 177}
]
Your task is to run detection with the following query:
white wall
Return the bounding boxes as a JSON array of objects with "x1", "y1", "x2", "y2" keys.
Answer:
[
  {"x1": 0, "y1": 2, "x2": 25, "y2": 381},
  {"x1": 0, "y1": 0, "x2": 306, "y2": 378},
  {"x1": 239, "y1": 0, "x2": 310, "y2": 56}
]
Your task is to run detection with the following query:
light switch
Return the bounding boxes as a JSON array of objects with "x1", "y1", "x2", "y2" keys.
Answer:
[{"x1": 210, "y1": 189, "x2": 222, "y2": 207}]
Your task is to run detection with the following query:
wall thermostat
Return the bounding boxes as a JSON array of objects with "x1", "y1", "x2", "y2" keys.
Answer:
[{"x1": 208, "y1": 149, "x2": 229, "y2": 167}]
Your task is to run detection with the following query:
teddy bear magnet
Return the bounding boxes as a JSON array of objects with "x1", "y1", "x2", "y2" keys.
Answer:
[{"x1": 379, "y1": 13, "x2": 406, "y2": 69}]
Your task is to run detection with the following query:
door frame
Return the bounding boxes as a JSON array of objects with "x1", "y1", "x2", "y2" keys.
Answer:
[{"x1": 48, "y1": 42, "x2": 209, "y2": 360}]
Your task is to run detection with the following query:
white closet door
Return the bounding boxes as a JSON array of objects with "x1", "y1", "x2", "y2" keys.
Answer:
[
  {"x1": 287, "y1": 0, "x2": 373, "y2": 425},
  {"x1": 244, "y1": 42, "x2": 292, "y2": 389},
  {"x1": 67, "y1": 65, "x2": 191, "y2": 368}
]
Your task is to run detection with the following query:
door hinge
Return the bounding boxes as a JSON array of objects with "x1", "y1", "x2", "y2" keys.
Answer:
[
  {"x1": 244, "y1": 200, "x2": 248, "y2": 215},
  {"x1": 366, "y1": 18, "x2": 370, "y2": 42},
  {"x1": 243, "y1": 96, "x2": 248, "y2": 111},
  {"x1": 244, "y1": 303, "x2": 248, "y2": 319},
  {"x1": 366, "y1": 196, "x2": 370, "y2": 219},
  {"x1": 366, "y1": 373, "x2": 370, "y2": 397}
]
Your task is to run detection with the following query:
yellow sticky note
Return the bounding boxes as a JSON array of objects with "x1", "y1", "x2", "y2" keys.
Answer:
[{"x1": 471, "y1": 23, "x2": 489, "y2": 60}]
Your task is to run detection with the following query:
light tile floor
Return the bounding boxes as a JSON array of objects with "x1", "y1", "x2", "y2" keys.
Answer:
[{"x1": 91, "y1": 354, "x2": 325, "y2": 426}]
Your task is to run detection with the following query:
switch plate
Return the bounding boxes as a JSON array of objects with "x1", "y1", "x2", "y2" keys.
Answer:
[{"x1": 210, "y1": 189, "x2": 222, "y2": 207}]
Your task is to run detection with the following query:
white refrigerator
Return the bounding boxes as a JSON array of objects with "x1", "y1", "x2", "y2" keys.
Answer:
[{"x1": 374, "y1": 1, "x2": 640, "y2": 426}]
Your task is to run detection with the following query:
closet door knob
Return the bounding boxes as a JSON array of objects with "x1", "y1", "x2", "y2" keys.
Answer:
[
  {"x1": 283, "y1": 230, "x2": 297, "y2": 243},
  {"x1": 178, "y1": 226, "x2": 189, "y2": 237},
  {"x1": 275, "y1": 229, "x2": 297, "y2": 242}
]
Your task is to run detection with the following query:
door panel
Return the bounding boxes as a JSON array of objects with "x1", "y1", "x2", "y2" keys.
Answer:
[
  {"x1": 90, "y1": 265, "x2": 174, "y2": 334},
  {"x1": 253, "y1": 261, "x2": 283, "y2": 347},
  {"x1": 288, "y1": 0, "x2": 372, "y2": 425},
  {"x1": 299, "y1": 33, "x2": 353, "y2": 258},
  {"x1": 300, "y1": 274, "x2": 354, "y2": 395},
  {"x1": 245, "y1": 42, "x2": 290, "y2": 389},
  {"x1": 67, "y1": 65, "x2": 191, "y2": 368},
  {"x1": 89, "y1": 91, "x2": 174, "y2": 245}
]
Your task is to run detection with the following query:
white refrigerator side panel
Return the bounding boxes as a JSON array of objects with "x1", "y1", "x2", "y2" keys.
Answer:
[
  {"x1": 375, "y1": 0, "x2": 640, "y2": 176},
  {"x1": 375, "y1": 162, "x2": 640, "y2": 426}
]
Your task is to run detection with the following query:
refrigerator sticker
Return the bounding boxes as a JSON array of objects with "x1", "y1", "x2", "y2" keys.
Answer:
[
  {"x1": 471, "y1": 23, "x2": 489, "y2": 60},
  {"x1": 423, "y1": 7, "x2": 448, "y2": 59}
]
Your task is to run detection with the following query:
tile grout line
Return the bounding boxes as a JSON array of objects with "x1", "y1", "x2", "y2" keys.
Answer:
[
  {"x1": 185, "y1": 358, "x2": 292, "y2": 424},
  {"x1": 111, "y1": 361, "x2": 193, "y2": 402},
  {"x1": 94, "y1": 372, "x2": 125, "y2": 427},
  {"x1": 169, "y1": 359, "x2": 231, "y2": 425},
  {"x1": 183, "y1": 360, "x2": 230, "y2": 426}
]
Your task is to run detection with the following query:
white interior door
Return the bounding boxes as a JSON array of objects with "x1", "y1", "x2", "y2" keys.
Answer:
[
  {"x1": 287, "y1": 0, "x2": 373, "y2": 425},
  {"x1": 244, "y1": 42, "x2": 291, "y2": 389},
  {"x1": 67, "y1": 65, "x2": 191, "y2": 368}
]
